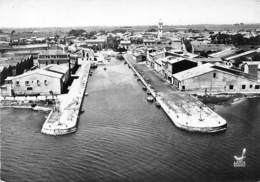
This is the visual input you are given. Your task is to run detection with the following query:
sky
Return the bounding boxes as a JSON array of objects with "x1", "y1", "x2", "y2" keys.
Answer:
[{"x1": 0, "y1": 0, "x2": 259, "y2": 27}]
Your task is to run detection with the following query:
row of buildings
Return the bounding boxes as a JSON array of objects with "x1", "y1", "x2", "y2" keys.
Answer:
[
  {"x1": 139, "y1": 46, "x2": 260, "y2": 94},
  {"x1": 1, "y1": 49, "x2": 79, "y2": 96}
]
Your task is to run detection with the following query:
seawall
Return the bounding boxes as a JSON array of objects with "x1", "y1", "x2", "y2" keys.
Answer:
[
  {"x1": 41, "y1": 61, "x2": 91, "y2": 136},
  {"x1": 124, "y1": 54, "x2": 227, "y2": 133}
]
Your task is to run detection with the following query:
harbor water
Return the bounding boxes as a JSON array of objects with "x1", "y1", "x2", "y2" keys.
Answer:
[{"x1": 1, "y1": 58, "x2": 260, "y2": 182}]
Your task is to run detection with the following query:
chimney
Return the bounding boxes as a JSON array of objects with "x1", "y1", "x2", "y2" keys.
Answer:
[
  {"x1": 243, "y1": 63, "x2": 249, "y2": 74},
  {"x1": 197, "y1": 60, "x2": 202, "y2": 66},
  {"x1": 248, "y1": 64, "x2": 258, "y2": 78}
]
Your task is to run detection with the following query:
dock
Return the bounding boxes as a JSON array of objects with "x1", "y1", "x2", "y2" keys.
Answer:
[
  {"x1": 124, "y1": 54, "x2": 227, "y2": 133},
  {"x1": 41, "y1": 61, "x2": 91, "y2": 135}
]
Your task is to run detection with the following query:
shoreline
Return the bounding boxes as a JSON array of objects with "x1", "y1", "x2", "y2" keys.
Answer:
[
  {"x1": 0, "y1": 105, "x2": 52, "y2": 111},
  {"x1": 195, "y1": 93, "x2": 260, "y2": 105}
]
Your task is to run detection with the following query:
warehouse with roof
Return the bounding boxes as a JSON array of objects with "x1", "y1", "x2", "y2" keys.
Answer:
[
  {"x1": 4, "y1": 64, "x2": 70, "y2": 96},
  {"x1": 172, "y1": 63, "x2": 260, "y2": 93}
]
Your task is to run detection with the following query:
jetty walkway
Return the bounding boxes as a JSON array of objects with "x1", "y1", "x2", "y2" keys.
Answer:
[
  {"x1": 124, "y1": 54, "x2": 227, "y2": 133},
  {"x1": 41, "y1": 61, "x2": 91, "y2": 135}
]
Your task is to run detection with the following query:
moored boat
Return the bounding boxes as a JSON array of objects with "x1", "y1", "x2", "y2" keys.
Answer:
[
  {"x1": 155, "y1": 101, "x2": 161, "y2": 108},
  {"x1": 147, "y1": 96, "x2": 154, "y2": 102}
]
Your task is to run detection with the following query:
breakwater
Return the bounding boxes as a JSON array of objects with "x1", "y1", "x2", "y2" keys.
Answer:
[
  {"x1": 124, "y1": 54, "x2": 227, "y2": 133},
  {"x1": 41, "y1": 61, "x2": 91, "y2": 135}
]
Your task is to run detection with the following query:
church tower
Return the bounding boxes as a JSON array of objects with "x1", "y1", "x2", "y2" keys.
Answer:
[{"x1": 158, "y1": 19, "x2": 163, "y2": 39}]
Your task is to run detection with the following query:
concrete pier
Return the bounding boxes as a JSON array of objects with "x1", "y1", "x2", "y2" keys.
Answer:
[
  {"x1": 124, "y1": 54, "x2": 227, "y2": 133},
  {"x1": 41, "y1": 61, "x2": 91, "y2": 135}
]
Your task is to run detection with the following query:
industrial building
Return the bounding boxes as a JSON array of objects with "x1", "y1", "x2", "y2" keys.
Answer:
[
  {"x1": 172, "y1": 63, "x2": 260, "y2": 93},
  {"x1": 4, "y1": 64, "x2": 70, "y2": 96},
  {"x1": 37, "y1": 50, "x2": 70, "y2": 67}
]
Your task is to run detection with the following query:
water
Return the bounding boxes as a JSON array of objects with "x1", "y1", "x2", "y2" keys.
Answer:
[{"x1": 1, "y1": 59, "x2": 260, "y2": 182}]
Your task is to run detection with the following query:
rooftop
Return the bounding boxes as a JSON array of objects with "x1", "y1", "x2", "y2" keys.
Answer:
[
  {"x1": 192, "y1": 57, "x2": 223, "y2": 63},
  {"x1": 120, "y1": 40, "x2": 131, "y2": 44},
  {"x1": 225, "y1": 49, "x2": 258, "y2": 61},
  {"x1": 6, "y1": 68, "x2": 63, "y2": 80},
  {"x1": 39, "y1": 49, "x2": 67, "y2": 56},
  {"x1": 44, "y1": 64, "x2": 69, "y2": 75},
  {"x1": 209, "y1": 47, "x2": 239, "y2": 58},
  {"x1": 173, "y1": 63, "x2": 214, "y2": 81},
  {"x1": 12, "y1": 44, "x2": 48, "y2": 49},
  {"x1": 85, "y1": 39, "x2": 106, "y2": 43}
]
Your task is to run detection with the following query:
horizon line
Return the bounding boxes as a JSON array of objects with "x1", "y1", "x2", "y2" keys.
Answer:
[{"x1": 1, "y1": 23, "x2": 260, "y2": 29}]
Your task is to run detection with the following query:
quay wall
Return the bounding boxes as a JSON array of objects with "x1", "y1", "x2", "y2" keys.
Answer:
[
  {"x1": 0, "y1": 96, "x2": 54, "y2": 111},
  {"x1": 41, "y1": 62, "x2": 91, "y2": 136},
  {"x1": 124, "y1": 54, "x2": 227, "y2": 133}
]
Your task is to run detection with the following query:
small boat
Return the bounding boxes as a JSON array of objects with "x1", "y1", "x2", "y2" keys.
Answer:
[
  {"x1": 124, "y1": 62, "x2": 127, "y2": 64},
  {"x1": 80, "y1": 110, "x2": 85, "y2": 114},
  {"x1": 142, "y1": 87, "x2": 147, "y2": 91},
  {"x1": 137, "y1": 78, "x2": 141, "y2": 81},
  {"x1": 147, "y1": 96, "x2": 154, "y2": 102},
  {"x1": 147, "y1": 91, "x2": 152, "y2": 95},
  {"x1": 90, "y1": 63, "x2": 98, "y2": 68},
  {"x1": 85, "y1": 92, "x2": 89, "y2": 96},
  {"x1": 104, "y1": 67, "x2": 107, "y2": 71},
  {"x1": 155, "y1": 101, "x2": 161, "y2": 108}
]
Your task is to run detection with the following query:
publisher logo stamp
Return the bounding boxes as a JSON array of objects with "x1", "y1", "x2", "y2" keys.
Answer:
[{"x1": 233, "y1": 148, "x2": 246, "y2": 168}]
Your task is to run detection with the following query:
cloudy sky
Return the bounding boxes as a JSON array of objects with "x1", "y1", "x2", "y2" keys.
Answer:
[{"x1": 0, "y1": 0, "x2": 259, "y2": 27}]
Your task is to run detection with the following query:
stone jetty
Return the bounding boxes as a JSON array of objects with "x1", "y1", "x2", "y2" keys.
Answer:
[
  {"x1": 41, "y1": 61, "x2": 91, "y2": 135},
  {"x1": 124, "y1": 54, "x2": 227, "y2": 133}
]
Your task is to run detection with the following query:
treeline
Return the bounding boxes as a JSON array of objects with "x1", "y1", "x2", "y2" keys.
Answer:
[
  {"x1": 0, "y1": 56, "x2": 34, "y2": 85},
  {"x1": 210, "y1": 33, "x2": 260, "y2": 45},
  {"x1": 68, "y1": 29, "x2": 97, "y2": 39},
  {"x1": 183, "y1": 39, "x2": 193, "y2": 53},
  {"x1": 68, "y1": 28, "x2": 130, "y2": 38}
]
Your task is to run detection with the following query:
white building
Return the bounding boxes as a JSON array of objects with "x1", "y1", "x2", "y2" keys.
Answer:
[{"x1": 158, "y1": 19, "x2": 163, "y2": 39}]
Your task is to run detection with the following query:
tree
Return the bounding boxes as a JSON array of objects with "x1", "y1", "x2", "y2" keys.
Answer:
[
  {"x1": 146, "y1": 28, "x2": 157, "y2": 32},
  {"x1": 117, "y1": 47, "x2": 127, "y2": 53},
  {"x1": 111, "y1": 29, "x2": 127, "y2": 34},
  {"x1": 68, "y1": 29, "x2": 86, "y2": 37},
  {"x1": 10, "y1": 30, "x2": 15, "y2": 46},
  {"x1": 183, "y1": 39, "x2": 193, "y2": 53},
  {"x1": 85, "y1": 31, "x2": 97, "y2": 39}
]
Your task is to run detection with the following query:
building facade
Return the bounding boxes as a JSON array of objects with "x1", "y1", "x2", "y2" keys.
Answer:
[
  {"x1": 172, "y1": 64, "x2": 260, "y2": 93},
  {"x1": 5, "y1": 65, "x2": 70, "y2": 96},
  {"x1": 38, "y1": 50, "x2": 70, "y2": 67}
]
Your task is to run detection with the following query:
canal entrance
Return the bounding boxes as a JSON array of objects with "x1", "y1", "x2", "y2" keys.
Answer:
[{"x1": 1, "y1": 56, "x2": 260, "y2": 182}]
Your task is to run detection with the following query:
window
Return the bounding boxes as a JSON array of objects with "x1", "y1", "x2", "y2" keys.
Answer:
[
  {"x1": 51, "y1": 60, "x2": 54, "y2": 64},
  {"x1": 250, "y1": 85, "x2": 253, "y2": 88},
  {"x1": 182, "y1": 85, "x2": 185, "y2": 91},
  {"x1": 57, "y1": 61, "x2": 60, "y2": 65},
  {"x1": 213, "y1": 72, "x2": 216, "y2": 78},
  {"x1": 44, "y1": 80, "x2": 48, "y2": 85},
  {"x1": 46, "y1": 61, "x2": 48, "y2": 65},
  {"x1": 37, "y1": 80, "x2": 40, "y2": 85},
  {"x1": 229, "y1": 85, "x2": 234, "y2": 90},
  {"x1": 242, "y1": 85, "x2": 246, "y2": 89},
  {"x1": 25, "y1": 81, "x2": 29, "y2": 86},
  {"x1": 255, "y1": 85, "x2": 260, "y2": 89},
  {"x1": 27, "y1": 87, "x2": 33, "y2": 90},
  {"x1": 16, "y1": 81, "x2": 20, "y2": 85}
]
